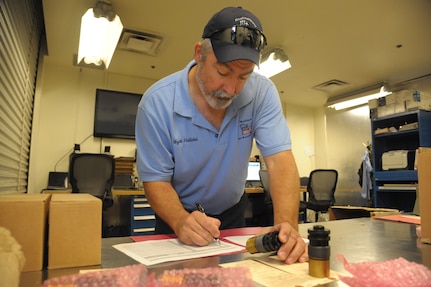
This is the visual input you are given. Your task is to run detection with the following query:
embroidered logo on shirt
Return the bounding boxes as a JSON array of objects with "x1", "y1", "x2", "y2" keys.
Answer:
[{"x1": 240, "y1": 119, "x2": 252, "y2": 136}]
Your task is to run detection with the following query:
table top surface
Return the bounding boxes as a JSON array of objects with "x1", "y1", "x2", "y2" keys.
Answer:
[
  {"x1": 102, "y1": 218, "x2": 430, "y2": 279},
  {"x1": 21, "y1": 217, "x2": 430, "y2": 287}
]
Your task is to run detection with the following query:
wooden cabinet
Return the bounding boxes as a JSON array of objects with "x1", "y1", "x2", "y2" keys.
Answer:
[{"x1": 371, "y1": 110, "x2": 431, "y2": 211}]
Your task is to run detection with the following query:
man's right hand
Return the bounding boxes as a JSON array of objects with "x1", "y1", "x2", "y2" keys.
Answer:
[
  {"x1": 175, "y1": 211, "x2": 221, "y2": 246},
  {"x1": 142, "y1": 182, "x2": 221, "y2": 246}
]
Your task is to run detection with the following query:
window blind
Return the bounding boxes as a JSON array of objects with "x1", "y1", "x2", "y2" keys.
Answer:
[{"x1": 0, "y1": 0, "x2": 44, "y2": 194}]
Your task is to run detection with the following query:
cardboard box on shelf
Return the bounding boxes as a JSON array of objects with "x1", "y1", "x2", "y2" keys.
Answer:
[
  {"x1": 400, "y1": 90, "x2": 431, "y2": 111},
  {"x1": 384, "y1": 93, "x2": 397, "y2": 105},
  {"x1": 377, "y1": 103, "x2": 396, "y2": 117},
  {"x1": 369, "y1": 90, "x2": 429, "y2": 119},
  {"x1": 368, "y1": 98, "x2": 379, "y2": 109},
  {"x1": 394, "y1": 101, "x2": 406, "y2": 114},
  {"x1": 0, "y1": 194, "x2": 51, "y2": 271},
  {"x1": 48, "y1": 194, "x2": 102, "y2": 269},
  {"x1": 406, "y1": 98, "x2": 431, "y2": 111},
  {"x1": 417, "y1": 147, "x2": 431, "y2": 244},
  {"x1": 369, "y1": 107, "x2": 378, "y2": 119}
]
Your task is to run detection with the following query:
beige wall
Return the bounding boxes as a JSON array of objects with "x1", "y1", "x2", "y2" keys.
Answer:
[
  {"x1": 28, "y1": 61, "x2": 155, "y2": 193},
  {"x1": 32, "y1": 56, "x2": 418, "y2": 195},
  {"x1": 323, "y1": 106, "x2": 372, "y2": 192},
  {"x1": 284, "y1": 104, "x2": 316, "y2": 178},
  {"x1": 29, "y1": 59, "x2": 325, "y2": 194}
]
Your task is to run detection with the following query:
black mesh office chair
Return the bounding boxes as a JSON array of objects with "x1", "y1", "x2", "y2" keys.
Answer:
[
  {"x1": 302, "y1": 169, "x2": 338, "y2": 222},
  {"x1": 299, "y1": 177, "x2": 309, "y2": 222},
  {"x1": 69, "y1": 153, "x2": 115, "y2": 210},
  {"x1": 259, "y1": 170, "x2": 307, "y2": 224}
]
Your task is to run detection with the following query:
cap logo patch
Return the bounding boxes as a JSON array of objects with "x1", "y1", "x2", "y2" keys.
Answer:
[{"x1": 235, "y1": 17, "x2": 258, "y2": 29}]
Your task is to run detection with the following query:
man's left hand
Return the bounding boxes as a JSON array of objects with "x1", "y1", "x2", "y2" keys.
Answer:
[{"x1": 262, "y1": 223, "x2": 308, "y2": 264}]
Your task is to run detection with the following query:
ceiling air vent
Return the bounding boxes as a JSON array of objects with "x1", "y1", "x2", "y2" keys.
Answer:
[
  {"x1": 117, "y1": 28, "x2": 164, "y2": 56},
  {"x1": 314, "y1": 79, "x2": 348, "y2": 92}
]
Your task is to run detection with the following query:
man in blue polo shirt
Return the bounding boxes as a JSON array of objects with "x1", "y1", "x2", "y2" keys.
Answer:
[{"x1": 136, "y1": 6, "x2": 307, "y2": 264}]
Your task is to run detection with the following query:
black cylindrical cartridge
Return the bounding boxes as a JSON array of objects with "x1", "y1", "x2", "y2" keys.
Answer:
[
  {"x1": 246, "y1": 231, "x2": 282, "y2": 254},
  {"x1": 308, "y1": 225, "x2": 331, "y2": 278}
]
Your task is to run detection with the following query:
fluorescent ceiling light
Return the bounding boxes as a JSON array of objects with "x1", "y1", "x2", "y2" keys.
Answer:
[
  {"x1": 77, "y1": 1, "x2": 123, "y2": 69},
  {"x1": 327, "y1": 84, "x2": 392, "y2": 111},
  {"x1": 254, "y1": 48, "x2": 291, "y2": 78}
]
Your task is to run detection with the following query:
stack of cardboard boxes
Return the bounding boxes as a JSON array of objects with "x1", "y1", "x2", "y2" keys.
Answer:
[
  {"x1": 417, "y1": 148, "x2": 431, "y2": 245},
  {"x1": 0, "y1": 193, "x2": 102, "y2": 273},
  {"x1": 369, "y1": 90, "x2": 431, "y2": 119}
]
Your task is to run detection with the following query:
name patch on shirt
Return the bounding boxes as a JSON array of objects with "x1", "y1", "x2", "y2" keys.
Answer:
[{"x1": 173, "y1": 137, "x2": 198, "y2": 145}]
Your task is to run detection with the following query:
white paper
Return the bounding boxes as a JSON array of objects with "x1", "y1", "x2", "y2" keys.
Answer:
[
  {"x1": 113, "y1": 238, "x2": 245, "y2": 266},
  {"x1": 221, "y1": 257, "x2": 339, "y2": 287}
]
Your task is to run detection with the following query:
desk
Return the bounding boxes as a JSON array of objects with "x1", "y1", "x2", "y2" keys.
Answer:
[
  {"x1": 112, "y1": 189, "x2": 145, "y2": 196},
  {"x1": 111, "y1": 189, "x2": 264, "y2": 236},
  {"x1": 114, "y1": 188, "x2": 263, "y2": 195},
  {"x1": 245, "y1": 187, "x2": 264, "y2": 194},
  {"x1": 45, "y1": 189, "x2": 265, "y2": 236},
  {"x1": 111, "y1": 188, "x2": 265, "y2": 236},
  {"x1": 20, "y1": 218, "x2": 431, "y2": 286}
]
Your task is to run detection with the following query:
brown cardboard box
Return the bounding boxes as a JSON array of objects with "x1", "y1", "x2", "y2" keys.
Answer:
[
  {"x1": 329, "y1": 205, "x2": 399, "y2": 220},
  {"x1": 417, "y1": 148, "x2": 431, "y2": 244},
  {"x1": 0, "y1": 194, "x2": 50, "y2": 271},
  {"x1": 48, "y1": 194, "x2": 102, "y2": 269},
  {"x1": 404, "y1": 91, "x2": 431, "y2": 111}
]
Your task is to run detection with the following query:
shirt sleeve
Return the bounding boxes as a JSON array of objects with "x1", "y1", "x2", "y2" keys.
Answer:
[
  {"x1": 252, "y1": 77, "x2": 292, "y2": 156},
  {"x1": 135, "y1": 88, "x2": 175, "y2": 183}
]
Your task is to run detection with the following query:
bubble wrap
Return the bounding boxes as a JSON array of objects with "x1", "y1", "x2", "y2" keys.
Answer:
[
  {"x1": 337, "y1": 254, "x2": 431, "y2": 287},
  {"x1": 40, "y1": 265, "x2": 253, "y2": 287},
  {"x1": 41, "y1": 264, "x2": 149, "y2": 287}
]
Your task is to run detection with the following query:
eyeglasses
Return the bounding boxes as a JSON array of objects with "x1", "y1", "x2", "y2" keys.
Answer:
[{"x1": 209, "y1": 26, "x2": 267, "y2": 51}]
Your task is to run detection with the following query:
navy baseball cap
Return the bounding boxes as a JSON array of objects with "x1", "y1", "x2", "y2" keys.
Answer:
[{"x1": 202, "y1": 7, "x2": 267, "y2": 66}]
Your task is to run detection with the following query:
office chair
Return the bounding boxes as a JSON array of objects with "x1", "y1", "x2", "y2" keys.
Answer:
[
  {"x1": 299, "y1": 177, "x2": 309, "y2": 222},
  {"x1": 258, "y1": 170, "x2": 274, "y2": 226},
  {"x1": 259, "y1": 170, "x2": 308, "y2": 224},
  {"x1": 302, "y1": 169, "x2": 338, "y2": 222},
  {"x1": 69, "y1": 153, "x2": 115, "y2": 210}
]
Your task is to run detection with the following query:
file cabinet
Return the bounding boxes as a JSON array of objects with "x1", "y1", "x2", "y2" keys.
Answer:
[{"x1": 130, "y1": 195, "x2": 156, "y2": 235}]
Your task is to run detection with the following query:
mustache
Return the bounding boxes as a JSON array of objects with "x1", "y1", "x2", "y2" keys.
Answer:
[{"x1": 211, "y1": 90, "x2": 236, "y2": 99}]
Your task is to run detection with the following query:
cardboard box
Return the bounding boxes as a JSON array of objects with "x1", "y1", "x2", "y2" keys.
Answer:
[
  {"x1": 404, "y1": 90, "x2": 431, "y2": 111},
  {"x1": 329, "y1": 205, "x2": 399, "y2": 220},
  {"x1": 369, "y1": 91, "x2": 413, "y2": 119},
  {"x1": 369, "y1": 107, "x2": 378, "y2": 119},
  {"x1": 48, "y1": 194, "x2": 102, "y2": 269},
  {"x1": 377, "y1": 104, "x2": 396, "y2": 117},
  {"x1": 368, "y1": 99, "x2": 379, "y2": 109},
  {"x1": 417, "y1": 148, "x2": 431, "y2": 244},
  {"x1": 384, "y1": 93, "x2": 397, "y2": 105},
  {"x1": 0, "y1": 194, "x2": 50, "y2": 271}
]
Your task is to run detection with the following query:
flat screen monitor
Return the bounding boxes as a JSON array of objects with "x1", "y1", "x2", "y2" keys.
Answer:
[
  {"x1": 93, "y1": 89, "x2": 142, "y2": 139},
  {"x1": 246, "y1": 161, "x2": 261, "y2": 182}
]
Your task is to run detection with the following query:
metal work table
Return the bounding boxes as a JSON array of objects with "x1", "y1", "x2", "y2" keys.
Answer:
[{"x1": 20, "y1": 217, "x2": 430, "y2": 286}]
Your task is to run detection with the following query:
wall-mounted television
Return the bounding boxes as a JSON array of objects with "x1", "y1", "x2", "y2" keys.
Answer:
[{"x1": 93, "y1": 89, "x2": 142, "y2": 139}]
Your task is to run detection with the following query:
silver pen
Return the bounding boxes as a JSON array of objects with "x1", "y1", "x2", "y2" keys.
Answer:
[{"x1": 195, "y1": 202, "x2": 221, "y2": 245}]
